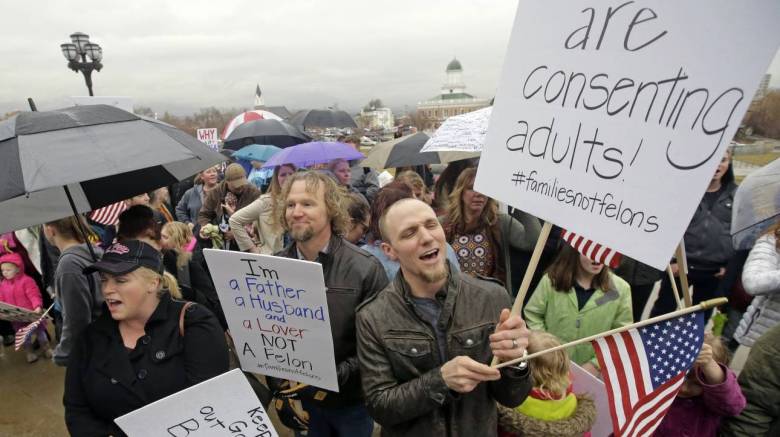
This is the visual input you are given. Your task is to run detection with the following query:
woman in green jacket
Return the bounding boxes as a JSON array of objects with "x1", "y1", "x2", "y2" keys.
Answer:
[{"x1": 524, "y1": 244, "x2": 633, "y2": 376}]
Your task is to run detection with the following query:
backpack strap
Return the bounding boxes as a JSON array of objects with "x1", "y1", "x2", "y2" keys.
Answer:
[{"x1": 179, "y1": 301, "x2": 194, "y2": 336}]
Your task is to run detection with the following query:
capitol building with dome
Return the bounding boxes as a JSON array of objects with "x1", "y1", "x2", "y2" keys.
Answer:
[{"x1": 416, "y1": 58, "x2": 491, "y2": 130}]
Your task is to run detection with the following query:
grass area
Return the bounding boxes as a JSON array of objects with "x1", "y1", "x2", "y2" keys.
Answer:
[{"x1": 733, "y1": 152, "x2": 780, "y2": 167}]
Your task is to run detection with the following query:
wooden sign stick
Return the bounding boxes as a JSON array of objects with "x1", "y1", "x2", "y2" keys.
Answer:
[
  {"x1": 666, "y1": 265, "x2": 684, "y2": 310},
  {"x1": 494, "y1": 297, "x2": 727, "y2": 369},
  {"x1": 675, "y1": 242, "x2": 693, "y2": 307},
  {"x1": 490, "y1": 221, "x2": 553, "y2": 367}
]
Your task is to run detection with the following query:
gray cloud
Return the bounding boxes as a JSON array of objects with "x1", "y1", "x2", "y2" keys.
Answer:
[{"x1": 1, "y1": 0, "x2": 778, "y2": 116}]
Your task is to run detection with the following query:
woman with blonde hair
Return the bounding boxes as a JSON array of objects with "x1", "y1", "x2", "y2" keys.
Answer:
[
  {"x1": 440, "y1": 167, "x2": 540, "y2": 288},
  {"x1": 64, "y1": 240, "x2": 228, "y2": 436},
  {"x1": 230, "y1": 163, "x2": 296, "y2": 254},
  {"x1": 161, "y1": 222, "x2": 225, "y2": 329},
  {"x1": 395, "y1": 170, "x2": 432, "y2": 205},
  {"x1": 498, "y1": 331, "x2": 596, "y2": 437}
]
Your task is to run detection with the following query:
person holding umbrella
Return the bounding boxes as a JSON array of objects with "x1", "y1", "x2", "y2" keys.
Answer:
[
  {"x1": 64, "y1": 240, "x2": 229, "y2": 436},
  {"x1": 197, "y1": 164, "x2": 260, "y2": 251}
]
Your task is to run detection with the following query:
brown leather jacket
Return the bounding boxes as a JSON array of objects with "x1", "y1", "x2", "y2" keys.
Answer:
[
  {"x1": 356, "y1": 266, "x2": 533, "y2": 436},
  {"x1": 273, "y1": 235, "x2": 389, "y2": 408}
]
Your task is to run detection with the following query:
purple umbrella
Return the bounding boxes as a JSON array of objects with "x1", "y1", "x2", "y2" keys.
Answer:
[{"x1": 262, "y1": 141, "x2": 364, "y2": 168}]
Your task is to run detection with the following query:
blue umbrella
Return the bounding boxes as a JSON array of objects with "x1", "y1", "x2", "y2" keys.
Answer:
[
  {"x1": 262, "y1": 141, "x2": 364, "y2": 168},
  {"x1": 231, "y1": 144, "x2": 282, "y2": 162}
]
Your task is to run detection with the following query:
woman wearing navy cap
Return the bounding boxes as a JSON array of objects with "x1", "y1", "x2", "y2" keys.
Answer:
[{"x1": 63, "y1": 239, "x2": 229, "y2": 437}]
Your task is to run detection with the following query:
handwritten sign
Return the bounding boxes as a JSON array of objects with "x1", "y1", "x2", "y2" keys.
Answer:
[
  {"x1": 475, "y1": 0, "x2": 780, "y2": 269},
  {"x1": 115, "y1": 369, "x2": 278, "y2": 437},
  {"x1": 571, "y1": 362, "x2": 611, "y2": 437},
  {"x1": 197, "y1": 128, "x2": 220, "y2": 151},
  {"x1": 203, "y1": 249, "x2": 339, "y2": 392},
  {"x1": 0, "y1": 301, "x2": 43, "y2": 323}
]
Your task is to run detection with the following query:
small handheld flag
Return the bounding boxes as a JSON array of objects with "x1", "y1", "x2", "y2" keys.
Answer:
[
  {"x1": 13, "y1": 304, "x2": 53, "y2": 351},
  {"x1": 592, "y1": 311, "x2": 705, "y2": 437}
]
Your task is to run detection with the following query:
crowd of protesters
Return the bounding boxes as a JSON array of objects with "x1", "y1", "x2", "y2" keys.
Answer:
[{"x1": 0, "y1": 136, "x2": 777, "y2": 437}]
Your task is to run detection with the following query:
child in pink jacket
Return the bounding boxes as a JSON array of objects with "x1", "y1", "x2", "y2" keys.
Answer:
[
  {"x1": 0, "y1": 252, "x2": 51, "y2": 362},
  {"x1": 654, "y1": 334, "x2": 746, "y2": 436}
]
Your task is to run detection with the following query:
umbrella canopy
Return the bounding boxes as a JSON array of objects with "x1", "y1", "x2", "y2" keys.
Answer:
[
  {"x1": 360, "y1": 133, "x2": 479, "y2": 170},
  {"x1": 421, "y1": 106, "x2": 492, "y2": 153},
  {"x1": 262, "y1": 141, "x2": 364, "y2": 169},
  {"x1": 231, "y1": 144, "x2": 282, "y2": 162},
  {"x1": 0, "y1": 104, "x2": 225, "y2": 234},
  {"x1": 223, "y1": 119, "x2": 310, "y2": 150},
  {"x1": 222, "y1": 110, "x2": 283, "y2": 139},
  {"x1": 731, "y1": 158, "x2": 780, "y2": 250},
  {"x1": 289, "y1": 109, "x2": 358, "y2": 130}
]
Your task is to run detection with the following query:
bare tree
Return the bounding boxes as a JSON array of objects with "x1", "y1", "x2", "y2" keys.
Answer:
[{"x1": 745, "y1": 90, "x2": 780, "y2": 139}]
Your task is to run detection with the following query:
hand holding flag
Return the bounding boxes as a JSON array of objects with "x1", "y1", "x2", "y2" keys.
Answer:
[{"x1": 14, "y1": 303, "x2": 53, "y2": 351}]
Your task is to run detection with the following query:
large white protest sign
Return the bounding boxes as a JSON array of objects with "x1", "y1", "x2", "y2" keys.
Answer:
[
  {"x1": 115, "y1": 369, "x2": 278, "y2": 437},
  {"x1": 475, "y1": 0, "x2": 780, "y2": 269},
  {"x1": 197, "y1": 128, "x2": 220, "y2": 150},
  {"x1": 204, "y1": 249, "x2": 339, "y2": 392}
]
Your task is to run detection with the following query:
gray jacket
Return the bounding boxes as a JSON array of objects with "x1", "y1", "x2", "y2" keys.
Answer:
[
  {"x1": 357, "y1": 267, "x2": 532, "y2": 437},
  {"x1": 175, "y1": 184, "x2": 204, "y2": 224},
  {"x1": 53, "y1": 244, "x2": 104, "y2": 366},
  {"x1": 350, "y1": 163, "x2": 380, "y2": 203},
  {"x1": 735, "y1": 234, "x2": 780, "y2": 347}
]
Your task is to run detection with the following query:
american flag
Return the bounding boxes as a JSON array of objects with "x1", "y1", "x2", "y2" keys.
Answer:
[
  {"x1": 561, "y1": 229, "x2": 622, "y2": 268},
  {"x1": 14, "y1": 317, "x2": 45, "y2": 351},
  {"x1": 89, "y1": 202, "x2": 127, "y2": 226},
  {"x1": 592, "y1": 311, "x2": 705, "y2": 437}
]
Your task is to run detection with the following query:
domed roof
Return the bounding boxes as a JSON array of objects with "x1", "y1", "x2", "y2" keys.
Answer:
[{"x1": 446, "y1": 58, "x2": 462, "y2": 72}]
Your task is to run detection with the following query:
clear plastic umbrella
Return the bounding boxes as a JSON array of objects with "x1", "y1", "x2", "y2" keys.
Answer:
[{"x1": 731, "y1": 158, "x2": 780, "y2": 250}]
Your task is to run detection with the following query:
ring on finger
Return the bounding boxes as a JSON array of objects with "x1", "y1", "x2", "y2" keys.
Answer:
[{"x1": 511, "y1": 339, "x2": 518, "y2": 349}]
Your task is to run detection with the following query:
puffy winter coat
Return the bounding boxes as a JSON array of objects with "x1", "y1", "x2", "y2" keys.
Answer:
[
  {"x1": 497, "y1": 395, "x2": 596, "y2": 437},
  {"x1": 734, "y1": 234, "x2": 780, "y2": 347},
  {"x1": 0, "y1": 252, "x2": 42, "y2": 311}
]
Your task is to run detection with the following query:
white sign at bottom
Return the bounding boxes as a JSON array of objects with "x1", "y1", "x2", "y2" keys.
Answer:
[{"x1": 115, "y1": 369, "x2": 278, "y2": 437}]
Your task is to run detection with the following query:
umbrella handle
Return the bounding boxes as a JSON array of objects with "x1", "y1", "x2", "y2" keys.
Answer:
[{"x1": 63, "y1": 186, "x2": 99, "y2": 262}]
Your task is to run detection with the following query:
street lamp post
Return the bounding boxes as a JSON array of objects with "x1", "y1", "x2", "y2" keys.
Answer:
[{"x1": 60, "y1": 32, "x2": 103, "y2": 96}]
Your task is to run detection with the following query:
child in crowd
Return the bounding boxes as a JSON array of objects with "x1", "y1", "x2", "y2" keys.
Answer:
[
  {"x1": 498, "y1": 331, "x2": 596, "y2": 437},
  {"x1": 653, "y1": 334, "x2": 745, "y2": 436},
  {"x1": 0, "y1": 252, "x2": 51, "y2": 363}
]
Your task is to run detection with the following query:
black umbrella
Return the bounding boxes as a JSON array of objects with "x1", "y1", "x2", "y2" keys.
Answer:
[
  {"x1": 360, "y1": 132, "x2": 479, "y2": 169},
  {"x1": 289, "y1": 109, "x2": 358, "y2": 130},
  {"x1": 0, "y1": 104, "x2": 225, "y2": 238},
  {"x1": 223, "y1": 119, "x2": 310, "y2": 150}
]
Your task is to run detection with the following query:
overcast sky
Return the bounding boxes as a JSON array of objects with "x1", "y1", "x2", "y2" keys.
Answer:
[{"x1": 2, "y1": 0, "x2": 779, "y2": 116}]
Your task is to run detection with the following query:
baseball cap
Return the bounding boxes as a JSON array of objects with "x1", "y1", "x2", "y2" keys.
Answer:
[
  {"x1": 224, "y1": 163, "x2": 248, "y2": 187},
  {"x1": 84, "y1": 240, "x2": 164, "y2": 275}
]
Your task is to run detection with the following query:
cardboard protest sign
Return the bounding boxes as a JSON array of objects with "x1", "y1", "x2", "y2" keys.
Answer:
[
  {"x1": 0, "y1": 301, "x2": 44, "y2": 323},
  {"x1": 571, "y1": 361, "x2": 611, "y2": 437},
  {"x1": 115, "y1": 369, "x2": 278, "y2": 437},
  {"x1": 197, "y1": 128, "x2": 220, "y2": 150},
  {"x1": 204, "y1": 249, "x2": 339, "y2": 392},
  {"x1": 475, "y1": 0, "x2": 780, "y2": 269}
]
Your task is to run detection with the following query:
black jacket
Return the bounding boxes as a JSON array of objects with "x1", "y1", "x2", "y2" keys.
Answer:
[
  {"x1": 64, "y1": 294, "x2": 229, "y2": 437},
  {"x1": 356, "y1": 266, "x2": 532, "y2": 436},
  {"x1": 272, "y1": 234, "x2": 389, "y2": 408},
  {"x1": 683, "y1": 182, "x2": 737, "y2": 268}
]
